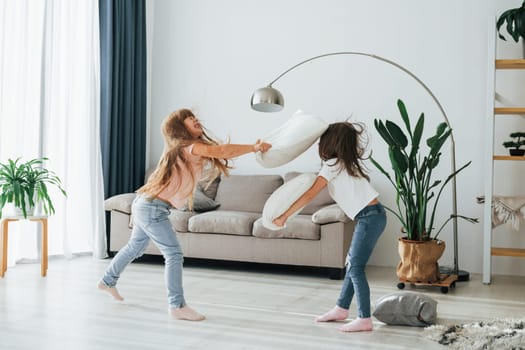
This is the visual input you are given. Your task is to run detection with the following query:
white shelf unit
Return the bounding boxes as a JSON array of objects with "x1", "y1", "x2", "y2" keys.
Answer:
[{"x1": 482, "y1": 19, "x2": 525, "y2": 284}]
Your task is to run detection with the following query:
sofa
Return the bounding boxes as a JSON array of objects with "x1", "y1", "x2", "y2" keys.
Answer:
[{"x1": 104, "y1": 172, "x2": 355, "y2": 279}]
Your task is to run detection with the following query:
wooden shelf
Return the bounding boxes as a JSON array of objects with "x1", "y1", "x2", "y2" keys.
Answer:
[
  {"x1": 493, "y1": 155, "x2": 525, "y2": 160},
  {"x1": 491, "y1": 247, "x2": 525, "y2": 257},
  {"x1": 495, "y1": 59, "x2": 525, "y2": 69},
  {"x1": 494, "y1": 107, "x2": 525, "y2": 115},
  {"x1": 484, "y1": 23, "x2": 525, "y2": 284}
]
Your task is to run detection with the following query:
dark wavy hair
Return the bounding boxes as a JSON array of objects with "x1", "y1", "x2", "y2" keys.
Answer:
[{"x1": 318, "y1": 121, "x2": 370, "y2": 181}]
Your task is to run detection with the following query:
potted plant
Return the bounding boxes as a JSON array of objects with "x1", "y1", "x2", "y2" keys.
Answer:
[
  {"x1": 496, "y1": 1, "x2": 525, "y2": 43},
  {"x1": 497, "y1": 0, "x2": 525, "y2": 57},
  {"x1": 371, "y1": 99, "x2": 477, "y2": 282},
  {"x1": 0, "y1": 157, "x2": 67, "y2": 218},
  {"x1": 502, "y1": 131, "x2": 525, "y2": 156}
]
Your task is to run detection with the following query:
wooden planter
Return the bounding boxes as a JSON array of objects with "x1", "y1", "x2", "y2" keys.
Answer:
[{"x1": 396, "y1": 238, "x2": 445, "y2": 283}]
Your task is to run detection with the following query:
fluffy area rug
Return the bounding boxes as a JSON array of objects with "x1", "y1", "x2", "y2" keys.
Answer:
[{"x1": 424, "y1": 318, "x2": 525, "y2": 350}]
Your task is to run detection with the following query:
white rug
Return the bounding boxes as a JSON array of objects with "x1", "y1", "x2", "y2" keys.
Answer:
[{"x1": 424, "y1": 318, "x2": 525, "y2": 350}]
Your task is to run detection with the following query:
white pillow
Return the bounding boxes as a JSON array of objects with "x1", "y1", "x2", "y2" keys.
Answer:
[
  {"x1": 262, "y1": 173, "x2": 317, "y2": 230},
  {"x1": 256, "y1": 110, "x2": 329, "y2": 168}
]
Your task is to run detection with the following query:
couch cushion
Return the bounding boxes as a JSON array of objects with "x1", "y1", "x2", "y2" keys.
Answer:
[
  {"x1": 253, "y1": 215, "x2": 320, "y2": 240},
  {"x1": 284, "y1": 172, "x2": 334, "y2": 214},
  {"x1": 188, "y1": 210, "x2": 261, "y2": 236},
  {"x1": 168, "y1": 209, "x2": 196, "y2": 233},
  {"x1": 180, "y1": 185, "x2": 220, "y2": 212},
  {"x1": 214, "y1": 175, "x2": 283, "y2": 212},
  {"x1": 104, "y1": 193, "x2": 136, "y2": 214},
  {"x1": 198, "y1": 173, "x2": 221, "y2": 199}
]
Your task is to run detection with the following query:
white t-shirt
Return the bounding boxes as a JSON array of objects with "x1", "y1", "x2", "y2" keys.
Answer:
[{"x1": 318, "y1": 159, "x2": 379, "y2": 220}]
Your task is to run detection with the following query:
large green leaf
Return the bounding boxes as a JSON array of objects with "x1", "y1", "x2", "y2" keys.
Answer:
[
  {"x1": 389, "y1": 147, "x2": 408, "y2": 174},
  {"x1": 397, "y1": 99, "x2": 412, "y2": 139},
  {"x1": 374, "y1": 119, "x2": 397, "y2": 147},
  {"x1": 385, "y1": 120, "x2": 408, "y2": 148},
  {"x1": 427, "y1": 123, "x2": 451, "y2": 157}
]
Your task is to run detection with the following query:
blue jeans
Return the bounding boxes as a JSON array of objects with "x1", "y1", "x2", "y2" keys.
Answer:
[
  {"x1": 336, "y1": 203, "x2": 386, "y2": 318},
  {"x1": 101, "y1": 194, "x2": 186, "y2": 308}
]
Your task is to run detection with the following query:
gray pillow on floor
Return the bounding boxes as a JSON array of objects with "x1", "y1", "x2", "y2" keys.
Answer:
[{"x1": 372, "y1": 291, "x2": 437, "y2": 327}]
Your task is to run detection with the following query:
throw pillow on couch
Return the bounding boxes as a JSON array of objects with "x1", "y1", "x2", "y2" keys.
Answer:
[{"x1": 180, "y1": 185, "x2": 220, "y2": 212}]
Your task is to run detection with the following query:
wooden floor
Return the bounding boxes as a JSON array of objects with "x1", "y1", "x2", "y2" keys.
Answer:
[{"x1": 0, "y1": 255, "x2": 524, "y2": 350}]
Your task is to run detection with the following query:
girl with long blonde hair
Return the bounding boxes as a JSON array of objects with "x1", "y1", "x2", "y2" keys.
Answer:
[{"x1": 98, "y1": 109, "x2": 271, "y2": 321}]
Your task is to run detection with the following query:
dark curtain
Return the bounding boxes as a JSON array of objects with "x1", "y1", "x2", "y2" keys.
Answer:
[{"x1": 99, "y1": 0, "x2": 147, "y2": 199}]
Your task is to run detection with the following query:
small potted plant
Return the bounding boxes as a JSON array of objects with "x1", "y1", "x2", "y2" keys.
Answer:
[
  {"x1": 0, "y1": 157, "x2": 67, "y2": 218},
  {"x1": 503, "y1": 131, "x2": 525, "y2": 156},
  {"x1": 497, "y1": 1, "x2": 525, "y2": 55}
]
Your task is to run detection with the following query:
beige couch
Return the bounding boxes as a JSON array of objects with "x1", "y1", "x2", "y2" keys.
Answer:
[{"x1": 104, "y1": 173, "x2": 354, "y2": 279}]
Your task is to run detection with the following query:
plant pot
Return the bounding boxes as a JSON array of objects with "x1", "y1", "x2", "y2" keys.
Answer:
[
  {"x1": 397, "y1": 237, "x2": 445, "y2": 283},
  {"x1": 2, "y1": 202, "x2": 35, "y2": 217},
  {"x1": 509, "y1": 148, "x2": 525, "y2": 156}
]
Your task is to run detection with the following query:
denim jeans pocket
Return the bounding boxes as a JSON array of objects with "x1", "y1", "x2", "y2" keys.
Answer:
[
  {"x1": 149, "y1": 204, "x2": 169, "y2": 223},
  {"x1": 358, "y1": 207, "x2": 385, "y2": 219}
]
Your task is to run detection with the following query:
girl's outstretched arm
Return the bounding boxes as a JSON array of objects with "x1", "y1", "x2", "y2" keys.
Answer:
[
  {"x1": 192, "y1": 139, "x2": 271, "y2": 159},
  {"x1": 272, "y1": 176, "x2": 328, "y2": 227}
]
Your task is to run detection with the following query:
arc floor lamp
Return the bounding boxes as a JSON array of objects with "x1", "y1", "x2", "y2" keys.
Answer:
[{"x1": 250, "y1": 51, "x2": 469, "y2": 282}]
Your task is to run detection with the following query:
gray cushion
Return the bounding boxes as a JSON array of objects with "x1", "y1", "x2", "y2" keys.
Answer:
[
  {"x1": 188, "y1": 210, "x2": 260, "y2": 236},
  {"x1": 284, "y1": 172, "x2": 334, "y2": 214},
  {"x1": 373, "y1": 291, "x2": 437, "y2": 326},
  {"x1": 311, "y1": 204, "x2": 350, "y2": 224},
  {"x1": 215, "y1": 175, "x2": 283, "y2": 212},
  {"x1": 104, "y1": 193, "x2": 136, "y2": 214},
  {"x1": 180, "y1": 185, "x2": 220, "y2": 212},
  {"x1": 198, "y1": 175, "x2": 221, "y2": 199},
  {"x1": 168, "y1": 209, "x2": 195, "y2": 233},
  {"x1": 252, "y1": 215, "x2": 320, "y2": 240}
]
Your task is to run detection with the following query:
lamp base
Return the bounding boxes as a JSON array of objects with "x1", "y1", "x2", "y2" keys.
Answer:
[{"x1": 439, "y1": 266, "x2": 470, "y2": 282}]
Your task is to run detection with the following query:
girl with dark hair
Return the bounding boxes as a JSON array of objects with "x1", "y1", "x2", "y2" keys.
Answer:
[
  {"x1": 98, "y1": 109, "x2": 271, "y2": 321},
  {"x1": 273, "y1": 121, "x2": 386, "y2": 332}
]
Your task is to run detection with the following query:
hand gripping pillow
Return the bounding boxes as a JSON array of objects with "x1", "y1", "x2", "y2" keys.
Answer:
[
  {"x1": 262, "y1": 173, "x2": 317, "y2": 230},
  {"x1": 256, "y1": 110, "x2": 329, "y2": 168}
]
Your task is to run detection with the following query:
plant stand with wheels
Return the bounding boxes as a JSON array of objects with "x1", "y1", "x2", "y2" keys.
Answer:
[{"x1": 397, "y1": 274, "x2": 458, "y2": 294}]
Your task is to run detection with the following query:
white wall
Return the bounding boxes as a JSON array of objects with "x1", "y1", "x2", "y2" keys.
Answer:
[{"x1": 147, "y1": 0, "x2": 525, "y2": 277}]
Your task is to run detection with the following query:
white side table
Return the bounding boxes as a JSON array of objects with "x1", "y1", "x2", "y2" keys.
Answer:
[{"x1": 0, "y1": 215, "x2": 49, "y2": 277}]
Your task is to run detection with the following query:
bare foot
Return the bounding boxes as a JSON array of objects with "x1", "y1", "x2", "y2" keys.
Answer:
[
  {"x1": 315, "y1": 305, "x2": 349, "y2": 322},
  {"x1": 339, "y1": 317, "x2": 373, "y2": 332},
  {"x1": 169, "y1": 305, "x2": 205, "y2": 321},
  {"x1": 97, "y1": 281, "x2": 124, "y2": 301}
]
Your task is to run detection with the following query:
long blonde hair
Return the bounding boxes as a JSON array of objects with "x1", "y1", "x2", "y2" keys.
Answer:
[{"x1": 138, "y1": 109, "x2": 231, "y2": 198}]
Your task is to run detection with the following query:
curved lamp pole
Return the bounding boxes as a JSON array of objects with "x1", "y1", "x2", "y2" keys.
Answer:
[{"x1": 250, "y1": 51, "x2": 467, "y2": 281}]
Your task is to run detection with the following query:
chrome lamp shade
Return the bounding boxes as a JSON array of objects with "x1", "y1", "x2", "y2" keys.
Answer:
[{"x1": 250, "y1": 86, "x2": 284, "y2": 112}]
